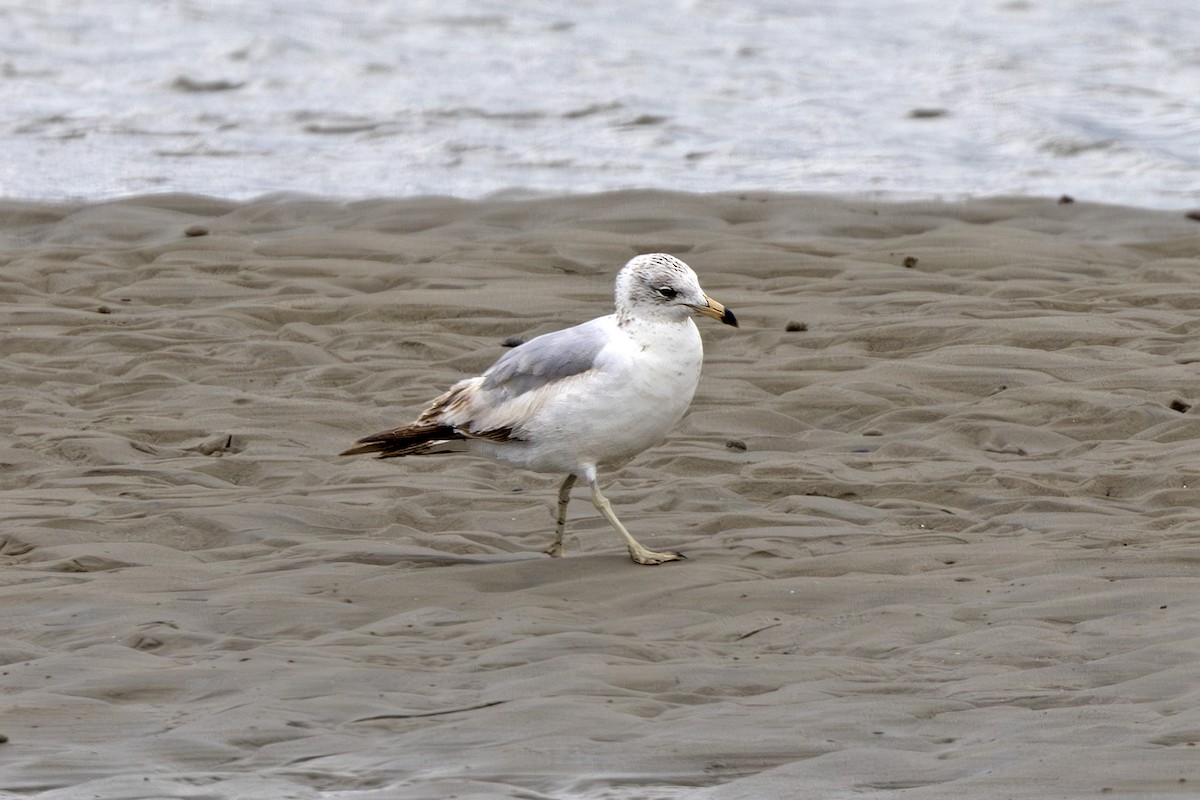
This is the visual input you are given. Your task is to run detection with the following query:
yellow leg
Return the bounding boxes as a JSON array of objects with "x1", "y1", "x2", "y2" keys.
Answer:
[
  {"x1": 588, "y1": 478, "x2": 685, "y2": 565},
  {"x1": 544, "y1": 474, "x2": 576, "y2": 557}
]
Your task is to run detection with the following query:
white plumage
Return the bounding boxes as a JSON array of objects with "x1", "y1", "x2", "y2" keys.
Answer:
[{"x1": 342, "y1": 253, "x2": 738, "y2": 564}]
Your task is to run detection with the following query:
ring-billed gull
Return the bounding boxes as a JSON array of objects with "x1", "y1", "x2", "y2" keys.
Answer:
[{"x1": 341, "y1": 253, "x2": 738, "y2": 565}]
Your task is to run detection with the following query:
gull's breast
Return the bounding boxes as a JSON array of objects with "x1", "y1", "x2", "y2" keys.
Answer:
[{"x1": 469, "y1": 318, "x2": 705, "y2": 474}]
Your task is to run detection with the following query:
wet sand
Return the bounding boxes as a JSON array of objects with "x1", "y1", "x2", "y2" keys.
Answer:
[{"x1": 2, "y1": 191, "x2": 1200, "y2": 798}]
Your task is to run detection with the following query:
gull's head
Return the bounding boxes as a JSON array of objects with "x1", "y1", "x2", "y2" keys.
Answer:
[{"x1": 614, "y1": 254, "x2": 738, "y2": 328}]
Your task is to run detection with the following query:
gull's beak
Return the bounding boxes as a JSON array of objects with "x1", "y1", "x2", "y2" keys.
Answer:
[{"x1": 693, "y1": 295, "x2": 739, "y2": 327}]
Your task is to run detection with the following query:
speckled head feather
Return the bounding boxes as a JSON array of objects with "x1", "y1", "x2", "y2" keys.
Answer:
[{"x1": 614, "y1": 254, "x2": 709, "y2": 326}]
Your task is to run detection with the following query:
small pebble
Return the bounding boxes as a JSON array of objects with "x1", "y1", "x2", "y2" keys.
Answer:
[
  {"x1": 184, "y1": 225, "x2": 209, "y2": 237},
  {"x1": 1170, "y1": 399, "x2": 1191, "y2": 413},
  {"x1": 1058, "y1": 195, "x2": 1075, "y2": 204},
  {"x1": 725, "y1": 439, "x2": 747, "y2": 451},
  {"x1": 902, "y1": 256, "x2": 918, "y2": 268},
  {"x1": 784, "y1": 321, "x2": 807, "y2": 332},
  {"x1": 97, "y1": 305, "x2": 113, "y2": 314}
]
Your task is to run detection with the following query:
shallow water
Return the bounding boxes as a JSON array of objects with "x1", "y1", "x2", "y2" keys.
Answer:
[{"x1": 3, "y1": 0, "x2": 1198, "y2": 207}]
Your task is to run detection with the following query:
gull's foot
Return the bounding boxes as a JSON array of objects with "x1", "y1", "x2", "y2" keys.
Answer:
[{"x1": 628, "y1": 546, "x2": 687, "y2": 566}]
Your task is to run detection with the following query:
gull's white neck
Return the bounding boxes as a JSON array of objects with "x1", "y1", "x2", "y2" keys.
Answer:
[
  {"x1": 617, "y1": 313, "x2": 702, "y2": 354},
  {"x1": 615, "y1": 302, "x2": 693, "y2": 331}
]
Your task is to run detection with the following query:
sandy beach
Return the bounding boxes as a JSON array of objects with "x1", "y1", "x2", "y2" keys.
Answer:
[{"x1": 3, "y1": 191, "x2": 1200, "y2": 798}]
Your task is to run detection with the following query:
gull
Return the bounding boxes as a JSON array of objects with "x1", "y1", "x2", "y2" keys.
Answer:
[{"x1": 341, "y1": 253, "x2": 738, "y2": 565}]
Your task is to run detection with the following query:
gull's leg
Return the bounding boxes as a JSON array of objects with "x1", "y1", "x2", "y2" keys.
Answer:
[
  {"x1": 587, "y1": 477, "x2": 685, "y2": 565},
  {"x1": 545, "y1": 474, "x2": 577, "y2": 557}
]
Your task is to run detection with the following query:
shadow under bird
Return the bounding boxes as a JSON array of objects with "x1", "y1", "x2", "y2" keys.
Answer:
[{"x1": 340, "y1": 253, "x2": 738, "y2": 564}]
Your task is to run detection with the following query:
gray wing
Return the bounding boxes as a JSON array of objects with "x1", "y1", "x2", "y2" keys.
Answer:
[{"x1": 483, "y1": 317, "x2": 610, "y2": 397}]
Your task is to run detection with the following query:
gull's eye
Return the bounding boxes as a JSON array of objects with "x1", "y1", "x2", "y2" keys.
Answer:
[{"x1": 655, "y1": 286, "x2": 678, "y2": 299}]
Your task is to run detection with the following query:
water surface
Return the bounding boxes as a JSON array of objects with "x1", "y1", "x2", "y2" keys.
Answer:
[{"x1": 3, "y1": 0, "x2": 1197, "y2": 206}]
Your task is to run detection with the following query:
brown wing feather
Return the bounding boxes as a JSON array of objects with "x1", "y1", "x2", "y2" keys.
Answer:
[
  {"x1": 339, "y1": 422, "x2": 465, "y2": 458},
  {"x1": 341, "y1": 379, "x2": 523, "y2": 459}
]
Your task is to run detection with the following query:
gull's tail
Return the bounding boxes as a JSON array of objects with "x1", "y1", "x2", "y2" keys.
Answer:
[{"x1": 340, "y1": 423, "x2": 467, "y2": 459}]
